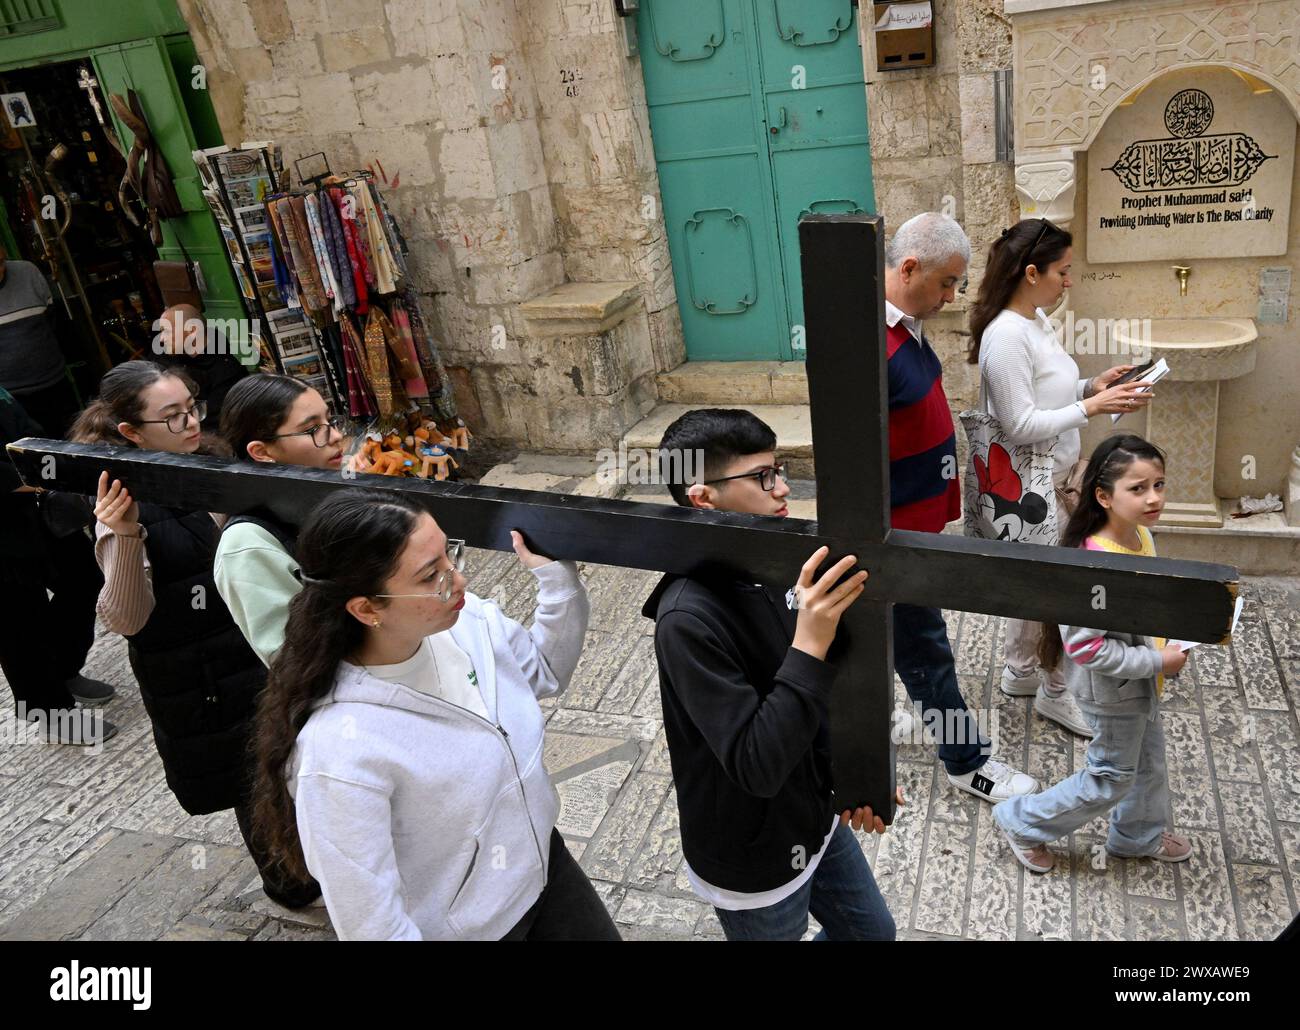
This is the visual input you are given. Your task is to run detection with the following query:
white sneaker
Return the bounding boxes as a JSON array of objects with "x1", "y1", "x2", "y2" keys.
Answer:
[
  {"x1": 947, "y1": 759, "x2": 1039, "y2": 803},
  {"x1": 999, "y1": 665, "x2": 1040, "y2": 697},
  {"x1": 1034, "y1": 686, "x2": 1092, "y2": 737}
]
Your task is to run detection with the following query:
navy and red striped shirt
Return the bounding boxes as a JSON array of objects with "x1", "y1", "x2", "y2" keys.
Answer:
[{"x1": 886, "y1": 319, "x2": 960, "y2": 532}]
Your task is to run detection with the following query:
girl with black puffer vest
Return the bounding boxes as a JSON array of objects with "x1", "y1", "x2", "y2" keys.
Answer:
[{"x1": 70, "y1": 360, "x2": 320, "y2": 908}]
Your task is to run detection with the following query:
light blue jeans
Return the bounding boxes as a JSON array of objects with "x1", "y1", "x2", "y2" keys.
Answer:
[{"x1": 994, "y1": 693, "x2": 1170, "y2": 857}]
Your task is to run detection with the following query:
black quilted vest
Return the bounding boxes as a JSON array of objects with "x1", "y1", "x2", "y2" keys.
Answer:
[{"x1": 126, "y1": 503, "x2": 266, "y2": 815}]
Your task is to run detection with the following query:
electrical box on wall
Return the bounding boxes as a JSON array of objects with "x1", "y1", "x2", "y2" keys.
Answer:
[{"x1": 873, "y1": 1, "x2": 936, "y2": 71}]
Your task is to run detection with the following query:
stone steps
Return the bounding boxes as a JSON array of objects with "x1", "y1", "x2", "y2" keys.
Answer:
[
  {"x1": 621, "y1": 402, "x2": 816, "y2": 479},
  {"x1": 655, "y1": 360, "x2": 808, "y2": 405},
  {"x1": 1155, "y1": 514, "x2": 1300, "y2": 576}
]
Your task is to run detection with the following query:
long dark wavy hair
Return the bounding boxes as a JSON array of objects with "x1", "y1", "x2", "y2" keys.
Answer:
[
  {"x1": 68, "y1": 359, "x2": 196, "y2": 445},
  {"x1": 1037, "y1": 433, "x2": 1167, "y2": 671},
  {"x1": 968, "y1": 218, "x2": 1072, "y2": 363},
  {"x1": 250, "y1": 488, "x2": 426, "y2": 881},
  {"x1": 219, "y1": 373, "x2": 308, "y2": 462}
]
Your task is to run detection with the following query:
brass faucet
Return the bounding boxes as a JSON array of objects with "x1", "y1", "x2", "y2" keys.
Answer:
[{"x1": 1172, "y1": 264, "x2": 1191, "y2": 297}]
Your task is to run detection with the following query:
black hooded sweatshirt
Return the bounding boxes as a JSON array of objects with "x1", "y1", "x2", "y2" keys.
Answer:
[{"x1": 642, "y1": 572, "x2": 838, "y2": 894}]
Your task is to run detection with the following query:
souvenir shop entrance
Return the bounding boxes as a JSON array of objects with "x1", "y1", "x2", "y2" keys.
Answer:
[
  {"x1": 0, "y1": 57, "x2": 163, "y2": 396},
  {"x1": 0, "y1": 0, "x2": 241, "y2": 404}
]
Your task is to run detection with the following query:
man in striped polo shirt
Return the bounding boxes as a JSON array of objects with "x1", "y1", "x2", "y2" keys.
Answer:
[
  {"x1": 0, "y1": 249, "x2": 77, "y2": 438},
  {"x1": 883, "y1": 212, "x2": 1036, "y2": 804}
]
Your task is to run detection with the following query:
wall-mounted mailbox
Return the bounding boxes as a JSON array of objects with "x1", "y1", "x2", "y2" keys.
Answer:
[{"x1": 873, "y1": 1, "x2": 935, "y2": 71}]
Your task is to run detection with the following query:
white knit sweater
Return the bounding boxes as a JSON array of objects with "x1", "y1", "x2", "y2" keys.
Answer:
[{"x1": 977, "y1": 307, "x2": 1090, "y2": 481}]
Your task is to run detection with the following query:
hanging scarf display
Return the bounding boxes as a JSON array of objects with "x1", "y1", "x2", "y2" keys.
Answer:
[{"x1": 234, "y1": 167, "x2": 463, "y2": 430}]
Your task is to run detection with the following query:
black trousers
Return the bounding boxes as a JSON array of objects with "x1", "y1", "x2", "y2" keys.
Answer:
[
  {"x1": 501, "y1": 829, "x2": 621, "y2": 941},
  {"x1": 233, "y1": 801, "x2": 322, "y2": 910},
  {"x1": 0, "y1": 527, "x2": 101, "y2": 715}
]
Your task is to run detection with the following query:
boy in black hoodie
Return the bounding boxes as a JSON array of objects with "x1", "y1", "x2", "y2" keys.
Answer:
[{"x1": 642, "y1": 408, "x2": 900, "y2": 941}]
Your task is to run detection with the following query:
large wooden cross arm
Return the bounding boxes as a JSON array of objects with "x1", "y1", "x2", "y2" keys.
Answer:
[
  {"x1": 6, "y1": 217, "x2": 1237, "y2": 820},
  {"x1": 6, "y1": 437, "x2": 1239, "y2": 640}
]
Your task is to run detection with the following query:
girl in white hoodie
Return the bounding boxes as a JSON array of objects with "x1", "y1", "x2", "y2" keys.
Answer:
[{"x1": 248, "y1": 488, "x2": 620, "y2": 941}]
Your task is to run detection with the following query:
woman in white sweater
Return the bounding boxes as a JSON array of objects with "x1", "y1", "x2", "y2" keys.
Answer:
[
  {"x1": 968, "y1": 218, "x2": 1154, "y2": 737},
  {"x1": 248, "y1": 488, "x2": 620, "y2": 940}
]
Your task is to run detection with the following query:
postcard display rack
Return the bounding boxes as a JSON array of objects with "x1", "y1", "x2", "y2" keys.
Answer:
[{"x1": 193, "y1": 143, "x2": 342, "y2": 407}]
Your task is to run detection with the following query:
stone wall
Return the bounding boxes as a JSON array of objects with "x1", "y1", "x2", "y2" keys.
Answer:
[{"x1": 178, "y1": 0, "x2": 675, "y2": 451}]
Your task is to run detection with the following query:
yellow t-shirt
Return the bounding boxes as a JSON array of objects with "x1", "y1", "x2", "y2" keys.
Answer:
[{"x1": 1084, "y1": 524, "x2": 1165, "y2": 696}]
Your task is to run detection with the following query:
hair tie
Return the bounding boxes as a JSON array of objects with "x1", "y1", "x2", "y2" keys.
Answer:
[
  {"x1": 999, "y1": 226, "x2": 1012, "y2": 240},
  {"x1": 293, "y1": 567, "x2": 325, "y2": 585}
]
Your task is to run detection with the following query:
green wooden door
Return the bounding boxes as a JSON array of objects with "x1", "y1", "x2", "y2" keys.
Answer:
[
  {"x1": 90, "y1": 38, "x2": 244, "y2": 332},
  {"x1": 637, "y1": 0, "x2": 874, "y2": 362}
]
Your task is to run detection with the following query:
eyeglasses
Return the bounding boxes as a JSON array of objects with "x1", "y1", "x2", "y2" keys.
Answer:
[
  {"x1": 702, "y1": 464, "x2": 787, "y2": 492},
  {"x1": 1016, "y1": 218, "x2": 1052, "y2": 277},
  {"x1": 269, "y1": 416, "x2": 344, "y2": 448},
  {"x1": 372, "y1": 539, "x2": 467, "y2": 604},
  {"x1": 137, "y1": 400, "x2": 206, "y2": 434}
]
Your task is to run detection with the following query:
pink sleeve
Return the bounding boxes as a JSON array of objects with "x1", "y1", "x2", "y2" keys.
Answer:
[{"x1": 94, "y1": 521, "x2": 155, "y2": 636}]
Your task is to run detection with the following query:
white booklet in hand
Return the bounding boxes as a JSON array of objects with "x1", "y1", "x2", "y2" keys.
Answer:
[
  {"x1": 1111, "y1": 358, "x2": 1171, "y2": 423},
  {"x1": 1169, "y1": 595, "x2": 1245, "y2": 652}
]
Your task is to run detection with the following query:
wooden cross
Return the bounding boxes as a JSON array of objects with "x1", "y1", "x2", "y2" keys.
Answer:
[{"x1": 7, "y1": 216, "x2": 1238, "y2": 821}]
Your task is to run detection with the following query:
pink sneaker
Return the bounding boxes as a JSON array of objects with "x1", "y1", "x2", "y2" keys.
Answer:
[
  {"x1": 1001, "y1": 827, "x2": 1056, "y2": 873},
  {"x1": 1149, "y1": 831, "x2": 1192, "y2": 863}
]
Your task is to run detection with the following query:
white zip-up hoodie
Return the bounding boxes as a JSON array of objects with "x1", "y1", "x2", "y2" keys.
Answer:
[{"x1": 287, "y1": 560, "x2": 588, "y2": 940}]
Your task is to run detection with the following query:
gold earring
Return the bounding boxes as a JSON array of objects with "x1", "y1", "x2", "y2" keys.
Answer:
[{"x1": 372, "y1": 619, "x2": 381, "y2": 628}]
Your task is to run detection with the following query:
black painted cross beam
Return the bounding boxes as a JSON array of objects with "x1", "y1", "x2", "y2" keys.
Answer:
[{"x1": 8, "y1": 217, "x2": 1238, "y2": 822}]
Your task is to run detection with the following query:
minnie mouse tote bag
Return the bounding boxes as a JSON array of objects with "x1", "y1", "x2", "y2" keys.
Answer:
[{"x1": 958, "y1": 410, "x2": 1058, "y2": 544}]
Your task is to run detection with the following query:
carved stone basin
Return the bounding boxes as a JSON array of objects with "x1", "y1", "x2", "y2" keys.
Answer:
[
  {"x1": 1107, "y1": 317, "x2": 1259, "y2": 528},
  {"x1": 1112, "y1": 318, "x2": 1258, "y2": 381}
]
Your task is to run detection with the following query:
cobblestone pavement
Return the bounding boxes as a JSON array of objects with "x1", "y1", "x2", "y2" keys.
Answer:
[{"x1": 1, "y1": 550, "x2": 1297, "y2": 941}]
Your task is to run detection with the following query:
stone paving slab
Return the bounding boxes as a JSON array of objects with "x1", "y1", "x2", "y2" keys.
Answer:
[{"x1": 1, "y1": 559, "x2": 1296, "y2": 941}]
